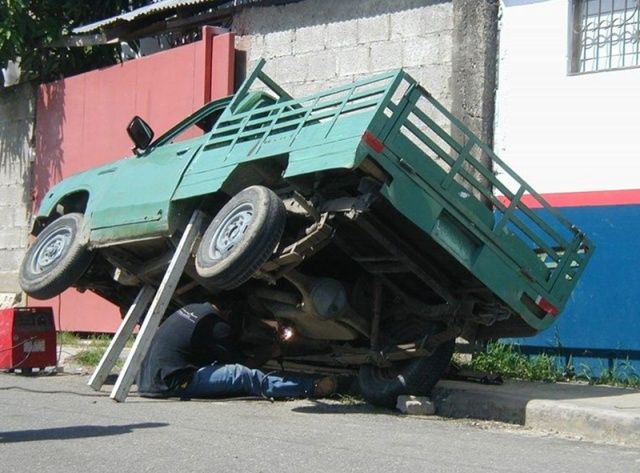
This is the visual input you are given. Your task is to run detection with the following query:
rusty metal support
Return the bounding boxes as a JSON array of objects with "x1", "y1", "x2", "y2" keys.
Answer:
[{"x1": 355, "y1": 216, "x2": 457, "y2": 306}]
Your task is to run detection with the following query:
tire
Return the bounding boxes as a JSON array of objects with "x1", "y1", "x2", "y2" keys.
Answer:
[
  {"x1": 358, "y1": 321, "x2": 455, "y2": 408},
  {"x1": 19, "y1": 213, "x2": 93, "y2": 300},
  {"x1": 195, "y1": 185, "x2": 286, "y2": 290}
]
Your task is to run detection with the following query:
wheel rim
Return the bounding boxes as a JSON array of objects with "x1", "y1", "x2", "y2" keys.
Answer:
[
  {"x1": 208, "y1": 203, "x2": 255, "y2": 260},
  {"x1": 30, "y1": 226, "x2": 73, "y2": 275}
]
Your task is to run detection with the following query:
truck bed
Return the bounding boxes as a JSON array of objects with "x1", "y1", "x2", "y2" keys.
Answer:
[{"x1": 176, "y1": 60, "x2": 593, "y2": 333}]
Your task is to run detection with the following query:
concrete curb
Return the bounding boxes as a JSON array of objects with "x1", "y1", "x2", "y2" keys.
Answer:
[{"x1": 432, "y1": 379, "x2": 640, "y2": 446}]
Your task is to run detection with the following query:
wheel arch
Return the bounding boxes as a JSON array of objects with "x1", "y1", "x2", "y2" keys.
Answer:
[
  {"x1": 219, "y1": 155, "x2": 289, "y2": 196},
  {"x1": 33, "y1": 190, "x2": 90, "y2": 236},
  {"x1": 171, "y1": 155, "x2": 290, "y2": 227}
]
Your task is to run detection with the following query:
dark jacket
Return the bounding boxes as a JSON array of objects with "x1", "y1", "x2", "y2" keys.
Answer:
[{"x1": 137, "y1": 303, "x2": 242, "y2": 397}]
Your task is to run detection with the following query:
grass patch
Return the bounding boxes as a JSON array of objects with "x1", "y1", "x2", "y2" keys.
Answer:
[
  {"x1": 69, "y1": 345, "x2": 125, "y2": 369},
  {"x1": 57, "y1": 331, "x2": 135, "y2": 348},
  {"x1": 70, "y1": 347, "x2": 107, "y2": 367},
  {"x1": 61, "y1": 332, "x2": 132, "y2": 368},
  {"x1": 469, "y1": 342, "x2": 563, "y2": 383},
  {"x1": 468, "y1": 341, "x2": 640, "y2": 389},
  {"x1": 57, "y1": 331, "x2": 82, "y2": 346}
]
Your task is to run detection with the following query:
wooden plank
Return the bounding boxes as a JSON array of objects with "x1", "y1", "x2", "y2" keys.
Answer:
[
  {"x1": 110, "y1": 210, "x2": 205, "y2": 402},
  {"x1": 87, "y1": 284, "x2": 155, "y2": 391}
]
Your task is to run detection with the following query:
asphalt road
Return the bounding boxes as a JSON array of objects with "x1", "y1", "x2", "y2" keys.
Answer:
[{"x1": 1, "y1": 373, "x2": 639, "y2": 473}]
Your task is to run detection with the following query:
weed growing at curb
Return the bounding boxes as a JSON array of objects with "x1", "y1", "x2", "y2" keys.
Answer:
[
  {"x1": 468, "y1": 342, "x2": 640, "y2": 389},
  {"x1": 470, "y1": 342, "x2": 562, "y2": 382}
]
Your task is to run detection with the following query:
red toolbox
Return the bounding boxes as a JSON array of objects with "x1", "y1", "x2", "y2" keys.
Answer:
[{"x1": 0, "y1": 307, "x2": 57, "y2": 371}]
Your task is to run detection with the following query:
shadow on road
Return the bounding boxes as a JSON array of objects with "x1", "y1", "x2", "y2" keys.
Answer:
[
  {"x1": 291, "y1": 399, "x2": 394, "y2": 416},
  {"x1": 0, "y1": 422, "x2": 168, "y2": 443}
]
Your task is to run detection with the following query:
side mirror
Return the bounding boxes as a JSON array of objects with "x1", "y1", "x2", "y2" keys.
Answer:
[{"x1": 126, "y1": 116, "x2": 154, "y2": 151}]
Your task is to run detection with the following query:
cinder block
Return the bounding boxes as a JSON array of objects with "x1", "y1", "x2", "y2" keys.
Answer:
[
  {"x1": 306, "y1": 50, "x2": 337, "y2": 81},
  {"x1": 0, "y1": 227, "x2": 29, "y2": 250},
  {"x1": 294, "y1": 25, "x2": 327, "y2": 55},
  {"x1": 336, "y1": 46, "x2": 371, "y2": 77},
  {"x1": 396, "y1": 395, "x2": 436, "y2": 415},
  {"x1": 325, "y1": 20, "x2": 358, "y2": 48},
  {"x1": 357, "y1": 14, "x2": 390, "y2": 44},
  {"x1": 0, "y1": 275, "x2": 22, "y2": 294},
  {"x1": 0, "y1": 158, "x2": 31, "y2": 186},
  {"x1": 0, "y1": 83, "x2": 36, "y2": 123},
  {"x1": 369, "y1": 40, "x2": 404, "y2": 72},
  {"x1": 13, "y1": 206, "x2": 29, "y2": 228},
  {"x1": 264, "y1": 30, "x2": 294, "y2": 58},
  {"x1": 390, "y1": 8, "x2": 426, "y2": 39},
  {"x1": 403, "y1": 33, "x2": 452, "y2": 68},
  {"x1": 269, "y1": 55, "x2": 309, "y2": 84},
  {"x1": 246, "y1": 34, "x2": 266, "y2": 62},
  {"x1": 290, "y1": 81, "x2": 324, "y2": 98},
  {"x1": 420, "y1": 62, "x2": 454, "y2": 94},
  {"x1": 0, "y1": 185, "x2": 25, "y2": 205},
  {"x1": 423, "y1": 3, "x2": 454, "y2": 32},
  {"x1": 0, "y1": 249, "x2": 26, "y2": 272}
]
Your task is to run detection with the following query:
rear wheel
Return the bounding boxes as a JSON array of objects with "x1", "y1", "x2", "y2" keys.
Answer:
[
  {"x1": 195, "y1": 185, "x2": 286, "y2": 290},
  {"x1": 358, "y1": 321, "x2": 454, "y2": 408},
  {"x1": 19, "y1": 213, "x2": 93, "y2": 300}
]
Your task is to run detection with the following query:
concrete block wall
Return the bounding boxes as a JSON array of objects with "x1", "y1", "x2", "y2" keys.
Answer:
[
  {"x1": 0, "y1": 82, "x2": 35, "y2": 297},
  {"x1": 233, "y1": 0, "x2": 455, "y2": 108}
]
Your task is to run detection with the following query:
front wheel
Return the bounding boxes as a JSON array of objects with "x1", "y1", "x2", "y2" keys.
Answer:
[
  {"x1": 19, "y1": 213, "x2": 93, "y2": 300},
  {"x1": 195, "y1": 185, "x2": 286, "y2": 290},
  {"x1": 358, "y1": 322, "x2": 455, "y2": 408}
]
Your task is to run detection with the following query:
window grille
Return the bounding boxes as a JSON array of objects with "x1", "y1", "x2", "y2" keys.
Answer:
[{"x1": 572, "y1": 0, "x2": 640, "y2": 73}]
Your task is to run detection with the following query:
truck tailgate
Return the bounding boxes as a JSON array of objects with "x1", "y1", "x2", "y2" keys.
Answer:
[{"x1": 364, "y1": 72, "x2": 593, "y2": 329}]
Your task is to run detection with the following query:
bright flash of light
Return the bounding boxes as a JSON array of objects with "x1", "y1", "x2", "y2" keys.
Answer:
[{"x1": 280, "y1": 325, "x2": 294, "y2": 341}]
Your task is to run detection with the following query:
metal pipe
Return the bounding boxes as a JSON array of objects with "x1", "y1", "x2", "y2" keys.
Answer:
[{"x1": 370, "y1": 277, "x2": 383, "y2": 350}]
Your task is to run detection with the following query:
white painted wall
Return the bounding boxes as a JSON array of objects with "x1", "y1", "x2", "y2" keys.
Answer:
[{"x1": 495, "y1": 0, "x2": 640, "y2": 194}]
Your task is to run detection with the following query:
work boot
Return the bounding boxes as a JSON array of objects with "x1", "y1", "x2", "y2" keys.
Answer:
[{"x1": 312, "y1": 376, "x2": 337, "y2": 398}]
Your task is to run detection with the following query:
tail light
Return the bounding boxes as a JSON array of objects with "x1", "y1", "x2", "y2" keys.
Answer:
[
  {"x1": 362, "y1": 131, "x2": 385, "y2": 153},
  {"x1": 535, "y1": 296, "x2": 560, "y2": 317}
]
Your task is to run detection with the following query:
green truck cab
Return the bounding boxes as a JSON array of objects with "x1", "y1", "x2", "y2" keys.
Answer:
[{"x1": 21, "y1": 60, "x2": 593, "y2": 406}]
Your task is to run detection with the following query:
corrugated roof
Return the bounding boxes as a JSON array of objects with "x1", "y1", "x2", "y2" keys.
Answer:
[{"x1": 72, "y1": 0, "x2": 224, "y2": 34}]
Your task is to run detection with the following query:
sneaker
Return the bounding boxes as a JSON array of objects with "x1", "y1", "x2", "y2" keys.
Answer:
[{"x1": 312, "y1": 376, "x2": 337, "y2": 398}]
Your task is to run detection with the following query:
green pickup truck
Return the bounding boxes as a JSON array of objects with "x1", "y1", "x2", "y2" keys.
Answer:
[{"x1": 21, "y1": 59, "x2": 593, "y2": 406}]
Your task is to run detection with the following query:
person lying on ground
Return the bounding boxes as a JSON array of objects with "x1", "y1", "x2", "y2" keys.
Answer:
[{"x1": 136, "y1": 302, "x2": 336, "y2": 399}]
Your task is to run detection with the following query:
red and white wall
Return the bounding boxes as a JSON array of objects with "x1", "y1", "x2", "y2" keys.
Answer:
[
  {"x1": 495, "y1": 0, "x2": 639, "y2": 197},
  {"x1": 495, "y1": 0, "x2": 640, "y2": 370},
  {"x1": 29, "y1": 28, "x2": 235, "y2": 332}
]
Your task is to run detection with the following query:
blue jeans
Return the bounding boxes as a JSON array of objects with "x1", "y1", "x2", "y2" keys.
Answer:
[{"x1": 178, "y1": 363, "x2": 315, "y2": 399}]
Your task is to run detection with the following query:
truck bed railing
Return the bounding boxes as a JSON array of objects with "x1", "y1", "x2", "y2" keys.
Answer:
[
  {"x1": 379, "y1": 72, "x2": 593, "y2": 298},
  {"x1": 204, "y1": 59, "x2": 401, "y2": 158}
]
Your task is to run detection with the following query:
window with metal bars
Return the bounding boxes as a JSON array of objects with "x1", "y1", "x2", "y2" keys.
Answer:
[{"x1": 571, "y1": 0, "x2": 640, "y2": 73}]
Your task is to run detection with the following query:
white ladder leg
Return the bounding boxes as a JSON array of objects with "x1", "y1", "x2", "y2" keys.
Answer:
[
  {"x1": 110, "y1": 210, "x2": 205, "y2": 402},
  {"x1": 87, "y1": 284, "x2": 155, "y2": 391}
]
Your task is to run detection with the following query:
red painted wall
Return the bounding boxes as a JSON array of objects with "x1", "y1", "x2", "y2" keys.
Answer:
[{"x1": 29, "y1": 28, "x2": 235, "y2": 332}]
